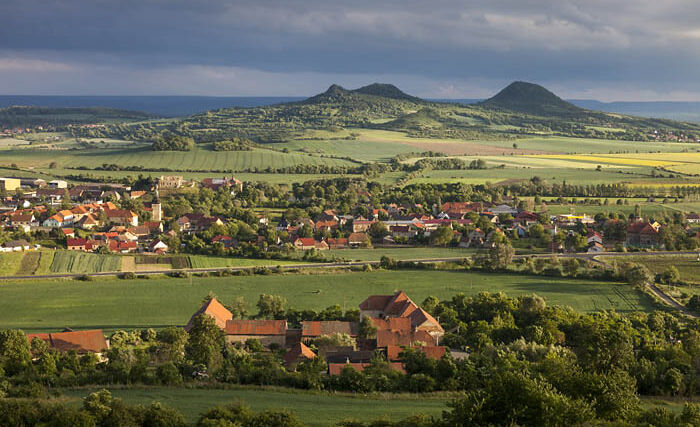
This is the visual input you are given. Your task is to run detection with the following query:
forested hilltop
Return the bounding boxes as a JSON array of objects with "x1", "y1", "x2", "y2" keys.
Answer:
[{"x1": 69, "y1": 82, "x2": 700, "y2": 147}]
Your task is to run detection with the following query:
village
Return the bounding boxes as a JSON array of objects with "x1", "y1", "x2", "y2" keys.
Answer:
[{"x1": 0, "y1": 174, "x2": 691, "y2": 257}]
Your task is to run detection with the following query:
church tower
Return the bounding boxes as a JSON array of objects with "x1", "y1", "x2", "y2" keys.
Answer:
[{"x1": 152, "y1": 190, "x2": 162, "y2": 222}]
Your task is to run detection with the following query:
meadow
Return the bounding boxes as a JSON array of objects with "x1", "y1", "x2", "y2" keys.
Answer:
[
  {"x1": 597, "y1": 255, "x2": 700, "y2": 285},
  {"x1": 410, "y1": 166, "x2": 654, "y2": 186},
  {"x1": 0, "y1": 143, "x2": 356, "y2": 172},
  {"x1": 187, "y1": 255, "x2": 308, "y2": 269},
  {"x1": 60, "y1": 386, "x2": 452, "y2": 425},
  {"x1": 0, "y1": 270, "x2": 652, "y2": 332},
  {"x1": 325, "y1": 247, "x2": 477, "y2": 261}
]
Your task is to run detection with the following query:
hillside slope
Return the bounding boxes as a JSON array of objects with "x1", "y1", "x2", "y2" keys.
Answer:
[{"x1": 479, "y1": 81, "x2": 583, "y2": 116}]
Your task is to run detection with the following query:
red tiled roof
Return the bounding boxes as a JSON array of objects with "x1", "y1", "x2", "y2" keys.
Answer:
[
  {"x1": 283, "y1": 342, "x2": 316, "y2": 366},
  {"x1": 67, "y1": 238, "x2": 87, "y2": 247},
  {"x1": 185, "y1": 298, "x2": 233, "y2": 330},
  {"x1": 294, "y1": 237, "x2": 316, "y2": 247},
  {"x1": 27, "y1": 330, "x2": 108, "y2": 353},
  {"x1": 372, "y1": 317, "x2": 412, "y2": 331},
  {"x1": 376, "y1": 329, "x2": 436, "y2": 347},
  {"x1": 224, "y1": 319, "x2": 286, "y2": 336},
  {"x1": 301, "y1": 321, "x2": 359, "y2": 337}
]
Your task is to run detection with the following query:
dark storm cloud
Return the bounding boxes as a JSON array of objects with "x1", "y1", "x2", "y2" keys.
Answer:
[{"x1": 1, "y1": 0, "x2": 699, "y2": 99}]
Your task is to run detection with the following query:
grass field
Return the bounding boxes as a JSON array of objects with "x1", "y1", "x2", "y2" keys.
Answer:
[
  {"x1": 325, "y1": 247, "x2": 477, "y2": 261},
  {"x1": 411, "y1": 167, "x2": 655, "y2": 186},
  {"x1": 24, "y1": 166, "x2": 360, "y2": 185},
  {"x1": 0, "y1": 252, "x2": 24, "y2": 275},
  {"x1": 0, "y1": 270, "x2": 652, "y2": 332},
  {"x1": 59, "y1": 386, "x2": 451, "y2": 425},
  {"x1": 187, "y1": 255, "x2": 307, "y2": 268},
  {"x1": 0, "y1": 143, "x2": 356, "y2": 172},
  {"x1": 597, "y1": 255, "x2": 700, "y2": 285},
  {"x1": 49, "y1": 251, "x2": 122, "y2": 274}
]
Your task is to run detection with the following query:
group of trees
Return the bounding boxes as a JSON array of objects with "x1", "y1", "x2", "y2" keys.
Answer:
[
  {"x1": 212, "y1": 137, "x2": 253, "y2": 151},
  {"x1": 152, "y1": 132, "x2": 195, "y2": 151},
  {"x1": 1, "y1": 290, "x2": 699, "y2": 425}
]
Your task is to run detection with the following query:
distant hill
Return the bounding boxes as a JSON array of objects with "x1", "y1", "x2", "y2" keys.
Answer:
[
  {"x1": 0, "y1": 106, "x2": 154, "y2": 128},
  {"x1": 479, "y1": 81, "x2": 583, "y2": 116},
  {"x1": 0, "y1": 95, "x2": 304, "y2": 117},
  {"x1": 303, "y1": 83, "x2": 424, "y2": 105},
  {"x1": 352, "y1": 83, "x2": 423, "y2": 102}
]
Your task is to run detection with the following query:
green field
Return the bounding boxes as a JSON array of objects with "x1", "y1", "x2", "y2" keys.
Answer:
[
  {"x1": 411, "y1": 166, "x2": 657, "y2": 186},
  {"x1": 60, "y1": 386, "x2": 450, "y2": 425},
  {"x1": 49, "y1": 251, "x2": 122, "y2": 274},
  {"x1": 0, "y1": 270, "x2": 653, "y2": 332},
  {"x1": 187, "y1": 255, "x2": 308, "y2": 269},
  {"x1": 0, "y1": 143, "x2": 357, "y2": 172},
  {"x1": 0, "y1": 252, "x2": 24, "y2": 275},
  {"x1": 326, "y1": 247, "x2": 477, "y2": 261},
  {"x1": 598, "y1": 255, "x2": 700, "y2": 285}
]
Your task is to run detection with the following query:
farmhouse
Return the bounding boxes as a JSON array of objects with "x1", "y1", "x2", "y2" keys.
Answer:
[
  {"x1": 348, "y1": 232, "x2": 371, "y2": 248},
  {"x1": 1, "y1": 239, "x2": 31, "y2": 252},
  {"x1": 104, "y1": 209, "x2": 138, "y2": 227},
  {"x1": 149, "y1": 239, "x2": 169, "y2": 253},
  {"x1": 301, "y1": 321, "x2": 359, "y2": 340},
  {"x1": 360, "y1": 290, "x2": 444, "y2": 339},
  {"x1": 283, "y1": 342, "x2": 315, "y2": 370},
  {"x1": 185, "y1": 297, "x2": 233, "y2": 330},
  {"x1": 43, "y1": 210, "x2": 74, "y2": 228},
  {"x1": 177, "y1": 213, "x2": 223, "y2": 233},
  {"x1": 293, "y1": 237, "x2": 316, "y2": 250},
  {"x1": 327, "y1": 237, "x2": 348, "y2": 249},
  {"x1": 626, "y1": 221, "x2": 661, "y2": 248},
  {"x1": 224, "y1": 320, "x2": 287, "y2": 346},
  {"x1": 351, "y1": 219, "x2": 375, "y2": 233},
  {"x1": 26, "y1": 329, "x2": 108, "y2": 354}
]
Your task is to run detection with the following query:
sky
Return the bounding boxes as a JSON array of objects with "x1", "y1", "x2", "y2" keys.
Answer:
[{"x1": 1, "y1": 0, "x2": 699, "y2": 101}]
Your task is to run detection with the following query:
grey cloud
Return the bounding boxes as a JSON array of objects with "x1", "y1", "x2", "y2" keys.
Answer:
[{"x1": 0, "y1": 0, "x2": 699, "y2": 98}]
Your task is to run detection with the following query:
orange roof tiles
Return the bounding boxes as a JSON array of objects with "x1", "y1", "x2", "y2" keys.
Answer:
[
  {"x1": 301, "y1": 321, "x2": 359, "y2": 337},
  {"x1": 372, "y1": 317, "x2": 412, "y2": 331},
  {"x1": 224, "y1": 319, "x2": 286, "y2": 336},
  {"x1": 283, "y1": 342, "x2": 316, "y2": 366},
  {"x1": 27, "y1": 330, "x2": 108, "y2": 353},
  {"x1": 185, "y1": 298, "x2": 233, "y2": 331}
]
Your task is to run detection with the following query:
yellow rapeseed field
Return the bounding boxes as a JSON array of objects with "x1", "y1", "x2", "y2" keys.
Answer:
[{"x1": 529, "y1": 154, "x2": 678, "y2": 167}]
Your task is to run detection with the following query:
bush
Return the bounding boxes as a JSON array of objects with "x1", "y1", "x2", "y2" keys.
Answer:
[
  {"x1": 74, "y1": 274, "x2": 93, "y2": 281},
  {"x1": 119, "y1": 272, "x2": 136, "y2": 280}
]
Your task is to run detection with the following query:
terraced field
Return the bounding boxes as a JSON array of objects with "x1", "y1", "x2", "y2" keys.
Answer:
[
  {"x1": 16, "y1": 252, "x2": 41, "y2": 275},
  {"x1": 49, "y1": 251, "x2": 121, "y2": 274}
]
